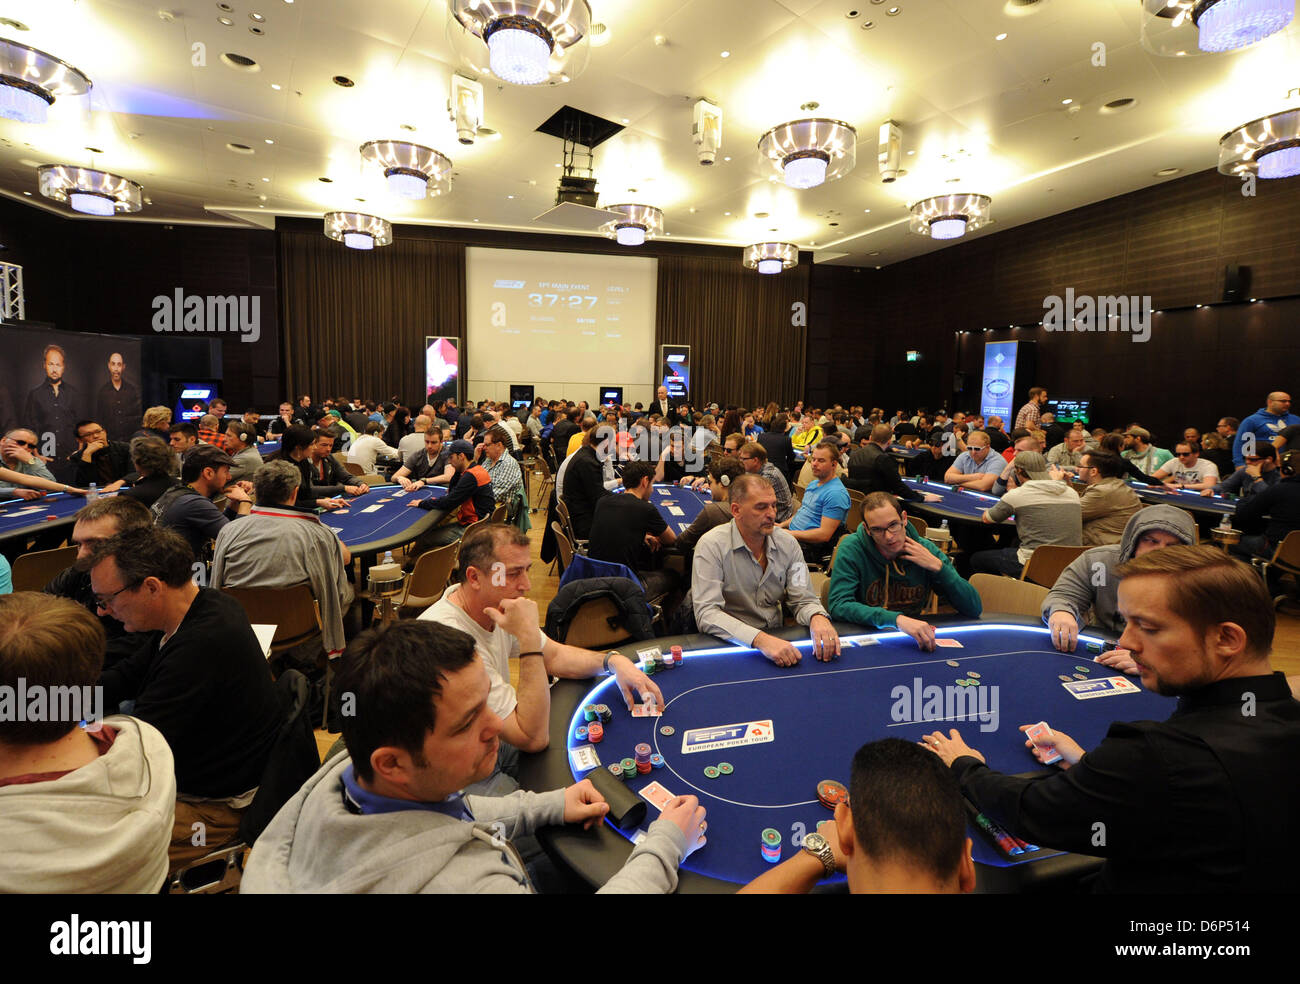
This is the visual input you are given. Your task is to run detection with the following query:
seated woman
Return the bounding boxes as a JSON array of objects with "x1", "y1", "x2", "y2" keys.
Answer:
[{"x1": 113, "y1": 437, "x2": 180, "y2": 508}]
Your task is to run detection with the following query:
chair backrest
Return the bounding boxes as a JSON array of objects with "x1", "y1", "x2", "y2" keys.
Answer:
[
  {"x1": 818, "y1": 575, "x2": 830, "y2": 609},
  {"x1": 332, "y1": 451, "x2": 349, "y2": 467},
  {"x1": 970, "y1": 573, "x2": 1050, "y2": 619},
  {"x1": 1019, "y1": 544, "x2": 1088, "y2": 588},
  {"x1": 400, "y1": 540, "x2": 460, "y2": 612},
  {"x1": 551, "y1": 521, "x2": 575, "y2": 570},
  {"x1": 10, "y1": 545, "x2": 78, "y2": 593},
  {"x1": 908, "y1": 514, "x2": 929, "y2": 537},
  {"x1": 490, "y1": 502, "x2": 507, "y2": 524},
  {"x1": 1269, "y1": 529, "x2": 1300, "y2": 573},
  {"x1": 562, "y1": 596, "x2": 633, "y2": 650},
  {"x1": 343, "y1": 461, "x2": 365, "y2": 476},
  {"x1": 843, "y1": 494, "x2": 865, "y2": 533},
  {"x1": 221, "y1": 583, "x2": 322, "y2": 651}
]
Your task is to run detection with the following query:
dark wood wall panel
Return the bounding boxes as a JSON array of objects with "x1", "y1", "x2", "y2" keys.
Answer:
[{"x1": 809, "y1": 167, "x2": 1300, "y2": 441}]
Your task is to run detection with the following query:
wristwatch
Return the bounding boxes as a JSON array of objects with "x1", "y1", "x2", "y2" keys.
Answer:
[
  {"x1": 801, "y1": 832, "x2": 836, "y2": 878},
  {"x1": 602, "y1": 650, "x2": 621, "y2": 673}
]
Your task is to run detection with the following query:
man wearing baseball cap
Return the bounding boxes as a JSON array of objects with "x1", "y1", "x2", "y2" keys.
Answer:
[
  {"x1": 151, "y1": 444, "x2": 252, "y2": 558},
  {"x1": 1122, "y1": 427, "x2": 1173, "y2": 477},
  {"x1": 405, "y1": 439, "x2": 495, "y2": 564},
  {"x1": 970, "y1": 451, "x2": 1081, "y2": 577}
]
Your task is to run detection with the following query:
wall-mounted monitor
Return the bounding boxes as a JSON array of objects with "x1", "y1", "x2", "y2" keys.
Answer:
[
  {"x1": 509, "y1": 384, "x2": 535, "y2": 409},
  {"x1": 171, "y1": 380, "x2": 220, "y2": 422},
  {"x1": 425, "y1": 336, "x2": 461, "y2": 406},
  {"x1": 1046, "y1": 398, "x2": 1092, "y2": 427},
  {"x1": 600, "y1": 387, "x2": 623, "y2": 407}
]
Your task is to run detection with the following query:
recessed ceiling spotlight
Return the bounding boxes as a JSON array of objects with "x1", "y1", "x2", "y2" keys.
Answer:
[
  {"x1": 226, "y1": 142, "x2": 254, "y2": 154},
  {"x1": 264, "y1": 138, "x2": 274, "y2": 144},
  {"x1": 249, "y1": 26, "x2": 264, "y2": 35},
  {"x1": 720, "y1": 50, "x2": 730, "y2": 58},
  {"x1": 1155, "y1": 166, "x2": 1181, "y2": 176},
  {"x1": 723, "y1": 156, "x2": 731, "y2": 162},
  {"x1": 85, "y1": 145, "x2": 105, "y2": 154},
  {"x1": 995, "y1": 32, "x2": 1008, "y2": 40},
  {"x1": 318, "y1": 176, "x2": 333, "y2": 182},
  {"x1": 846, "y1": 9, "x2": 860, "y2": 18},
  {"x1": 270, "y1": 83, "x2": 281, "y2": 89},
  {"x1": 1061, "y1": 98, "x2": 1072, "y2": 105},
  {"x1": 250, "y1": 12, "x2": 266, "y2": 21},
  {"x1": 723, "y1": 211, "x2": 731, "y2": 215},
  {"x1": 621, "y1": 117, "x2": 629, "y2": 124},
  {"x1": 332, "y1": 75, "x2": 355, "y2": 87},
  {"x1": 399, "y1": 123, "x2": 416, "y2": 131},
  {"x1": 216, "y1": 2, "x2": 233, "y2": 10},
  {"x1": 220, "y1": 52, "x2": 259, "y2": 71},
  {"x1": 887, "y1": 5, "x2": 901, "y2": 14},
  {"x1": 1100, "y1": 96, "x2": 1137, "y2": 114},
  {"x1": 262, "y1": 176, "x2": 269, "y2": 181},
  {"x1": 507, "y1": 194, "x2": 514, "y2": 198},
  {"x1": 218, "y1": 16, "x2": 234, "y2": 26}
]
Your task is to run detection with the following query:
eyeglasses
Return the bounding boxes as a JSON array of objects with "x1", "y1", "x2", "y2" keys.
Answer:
[
  {"x1": 9, "y1": 439, "x2": 37, "y2": 449},
  {"x1": 93, "y1": 581, "x2": 140, "y2": 610},
  {"x1": 1176, "y1": 452, "x2": 1195, "y2": 457},
  {"x1": 866, "y1": 520, "x2": 905, "y2": 538}
]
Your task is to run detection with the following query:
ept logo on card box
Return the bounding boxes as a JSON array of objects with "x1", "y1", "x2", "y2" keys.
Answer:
[{"x1": 681, "y1": 720, "x2": 774, "y2": 754}]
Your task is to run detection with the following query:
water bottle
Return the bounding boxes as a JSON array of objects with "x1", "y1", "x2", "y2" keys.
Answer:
[
  {"x1": 1219, "y1": 514, "x2": 1230, "y2": 530},
  {"x1": 382, "y1": 550, "x2": 394, "y2": 565},
  {"x1": 941, "y1": 519, "x2": 949, "y2": 532},
  {"x1": 86, "y1": 482, "x2": 98, "y2": 501}
]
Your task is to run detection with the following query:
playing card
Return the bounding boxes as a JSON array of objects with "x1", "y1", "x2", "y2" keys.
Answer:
[
  {"x1": 935, "y1": 638, "x2": 963, "y2": 648},
  {"x1": 639, "y1": 781, "x2": 675, "y2": 811},
  {"x1": 631, "y1": 703, "x2": 662, "y2": 717},
  {"x1": 1025, "y1": 721, "x2": 1063, "y2": 764}
]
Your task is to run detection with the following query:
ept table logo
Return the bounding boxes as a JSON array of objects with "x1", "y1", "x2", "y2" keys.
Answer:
[{"x1": 682, "y1": 720, "x2": 774, "y2": 754}]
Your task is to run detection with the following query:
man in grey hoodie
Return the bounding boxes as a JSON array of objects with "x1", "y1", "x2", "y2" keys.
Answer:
[
  {"x1": 1041, "y1": 504, "x2": 1197, "y2": 670},
  {"x1": 243, "y1": 620, "x2": 707, "y2": 893}
]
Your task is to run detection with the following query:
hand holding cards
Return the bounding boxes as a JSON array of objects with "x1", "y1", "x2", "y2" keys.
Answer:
[{"x1": 1023, "y1": 721, "x2": 1063, "y2": 765}]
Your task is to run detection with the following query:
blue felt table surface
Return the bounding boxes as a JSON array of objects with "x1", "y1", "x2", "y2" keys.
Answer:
[
  {"x1": 565, "y1": 622, "x2": 1174, "y2": 885},
  {"x1": 315, "y1": 484, "x2": 446, "y2": 550}
]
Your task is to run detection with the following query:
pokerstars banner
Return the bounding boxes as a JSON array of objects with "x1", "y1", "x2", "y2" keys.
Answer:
[{"x1": 980, "y1": 340, "x2": 1019, "y2": 423}]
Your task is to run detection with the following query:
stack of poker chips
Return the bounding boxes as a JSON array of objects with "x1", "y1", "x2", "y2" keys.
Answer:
[
  {"x1": 587, "y1": 722, "x2": 604, "y2": 743},
  {"x1": 583, "y1": 704, "x2": 598, "y2": 722},
  {"x1": 634, "y1": 742, "x2": 653, "y2": 774},
  {"x1": 575, "y1": 725, "x2": 589, "y2": 741},
  {"x1": 620, "y1": 757, "x2": 637, "y2": 779},
  {"x1": 761, "y1": 828, "x2": 782, "y2": 864},
  {"x1": 817, "y1": 779, "x2": 848, "y2": 811},
  {"x1": 596, "y1": 704, "x2": 612, "y2": 722},
  {"x1": 671, "y1": 645, "x2": 683, "y2": 664},
  {"x1": 607, "y1": 763, "x2": 624, "y2": 780},
  {"x1": 650, "y1": 753, "x2": 665, "y2": 769}
]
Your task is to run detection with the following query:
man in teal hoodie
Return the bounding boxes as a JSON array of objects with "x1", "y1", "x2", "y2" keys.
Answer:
[{"x1": 827, "y1": 492, "x2": 982, "y2": 651}]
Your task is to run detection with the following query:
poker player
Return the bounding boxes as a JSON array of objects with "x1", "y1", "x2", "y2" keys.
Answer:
[{"x1": 920, "y1": 545, "x2": 1300, "y2": 893}]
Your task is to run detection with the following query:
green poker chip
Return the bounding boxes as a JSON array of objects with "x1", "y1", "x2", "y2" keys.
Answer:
[
  {"x1": 762, "y1": 828, "x2": 781, "y2": 846},
  {"x1": 704, "y1": 766, "x2": 721, "y2": 779},
  {"x1": 660, "y1": 725, "x2": 675, "y2": 736},
  {"x1": 1074, "y1": 665, "x2": 1092, "y2": 673},
  {"x1": 717, "y1": 762, "x2": 734, "y2": 775},
  {"x1": 966, "y1": 671, "x2": 981, "y2": 679},
  {"x1": 967, "y1": 679, "x2": 981, "y2": 687}
]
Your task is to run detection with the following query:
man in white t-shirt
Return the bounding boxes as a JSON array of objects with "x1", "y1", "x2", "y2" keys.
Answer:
[
  {"x1": 397, "y1": 415, "x2": 432, "y2": 464},
  {"x1": 1152, "y1": 441, "x2": 1220, "y2": 491},
  {"x1": 419, "y1": 523, "x2": 662, "y2": 795},
  {"x1": 346, "y1": 422, "x2": 400, "y2": 474}
]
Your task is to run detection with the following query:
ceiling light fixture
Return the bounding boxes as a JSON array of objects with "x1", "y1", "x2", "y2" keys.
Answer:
[
  {"x1": 599, "y1": 203, "x2": 663, "y2": 246},
  {"x1": 1192, "y1": 0, "x2": 1294, "y2": 52},
  {"x1": 360, "y1": 140, "x2": 453, "y2": 199},
  {"x1": 324, "y1": 211, "x2": 392, "y2": 250},
  {"x1": 758, "y1": 118, "x2": 858, "y2": 189},
  {"x1": 1219, "y1": 108, "x2": 1300, "y2": 179},
  {"x1": 743, "y1": 242, "x2": 798, "y2": 275},
  {"x1": 37, "y1": 164, "x2": 143, "y2": 216},
  {"x1": 449, "y1": 0, "x2": 592, "y2": 86},
  {"x1": 0, "y1": 39, "x2": 92, "y2": 124},
  {"x1": 908, "y1": 193, "x2": 992, "y2": 240}
]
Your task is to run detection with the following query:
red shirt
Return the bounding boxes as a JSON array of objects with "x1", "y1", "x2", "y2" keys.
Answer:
[{"x1": 0, "y1": 724, "x2": 119, "y2": 787}]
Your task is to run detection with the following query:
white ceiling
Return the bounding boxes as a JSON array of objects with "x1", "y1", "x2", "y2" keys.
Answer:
[{"x1": 1, "y1": 0, "x2": 1297, "y2": 267}]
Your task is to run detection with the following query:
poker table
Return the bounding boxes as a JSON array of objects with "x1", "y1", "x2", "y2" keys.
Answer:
[
  {"x1": 0, "y1": 490, "x2": 95, "y2": 544},
  {"x1": 258, "y1": 439, "x2": 282, "y2": 457},
  {"x1": 888, "y1": 442, "x2": 927, "y2": 463},
  {"x1": 1130, "y1": 483, "x2": 1237, "y2": 520},
  {"x1": 316, "y1": 483, "x2": 448, "y2": 556},
  {"x1": 900, "y1": 478, "x2": 1012, "y2": 527},
  {"x1": 518, "y1": 617, "x2": 1174, "y2": 893},
  {"x1": 647, "y1": 484, "x2": 713, "y2": 535}
]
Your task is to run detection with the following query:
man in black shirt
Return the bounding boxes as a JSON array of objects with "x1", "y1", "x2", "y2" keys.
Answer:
[
  {"x1": 23, "y1": 343, "x2": 82, "y2": 468},
  {"x1": 65, "y1": 419, "x2": 133, "y2": 487},
  {"x1": 562, "y1": 427, "x2": 614, "y2": 541},
  {"x1": 846, "y1": 424, "x2": 942, "y2": 504},
  {"x1": 1231, "y1": 454, "x2": 1300, "y2": 587},
  {"x1": 95, "y1": 352, "x2": 141, "y2": 443},
  {"x1": 89, "y1": 525, "x2": 281, "y2": 872},
  {"x1": 588, "y1": 461, "x2": 677, "y2": 597},
  {"x1": 921, "y1": 545, "x2": 1300, "y2": 893}
]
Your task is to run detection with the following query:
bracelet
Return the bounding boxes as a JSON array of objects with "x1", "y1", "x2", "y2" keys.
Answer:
[{"x1": 519, "y1": 650, "x2": 544, "y2": 659}]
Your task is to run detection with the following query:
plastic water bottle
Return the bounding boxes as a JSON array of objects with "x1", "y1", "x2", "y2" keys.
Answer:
[
  {"x1": 382, "y1": 550, "x2": 394, "y2": 565},
  {"x1": 86, "y1": 482, "x2": 98, "y2": 501},
  {"x1": 1220, "y1": 514, "x2": 1230, "y2": 530},
  {"x1": 941, "y1": 519, "x2": 949, "y2": 532}
]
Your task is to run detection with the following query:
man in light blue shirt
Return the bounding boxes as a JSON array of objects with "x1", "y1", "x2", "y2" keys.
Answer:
[
  {"x1": 942, "y1": 431, "x2": 1003, "y2": 493},
  {"x1": 783, "y1": 441, "x2": 850, "y2": 562},
  {"x1": 0, "y1": 428, "x2": 58, "y2": 499}
]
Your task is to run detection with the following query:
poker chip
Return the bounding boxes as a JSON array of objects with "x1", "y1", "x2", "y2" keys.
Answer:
[
  {"x1": 1058, "y1": 674, "x2": 1074, "y2": 682},
  {"x1": 587, "y1": 722, "x2": 603, "y2": 743},
  {"x1": 967, "y1": 679, "x2": 981, "y2": 687},
  {"x1": 762, "y1": 828, "x2": 782, "y2": 847},
  {"x1": 583, "y1": 704, "x2": 597, "y2": 722},
  {"x1": 1073, "y1": 673, "x2": 1088, "y2": 680},
  {"x1": 607, "y1": 764, "x2": 625, "y2": 780},
  {"x1": 966, "y1": 671, "x2": 981, "y2": 679},
  {"x1": 596, "y1": 704, "x2": 613, "y2": 722},
  {"x1": 671, "y1": 645, "x2": 683, "y2": 665},
  {"x1": 634, "y1": 742, "x2": 652, "y2": 760},
  {"x1": 659, "y1": 725, "x2": 675, "y2": 736},
  {"x1": 956, "y1": 678, "x2": 969, "y2": 686},
  {"x1": 817, "y1": 779, "x2": 848, "y2": 810},
  {"x1": 704, "y1": 766, "x2": 721, "y2": 779},
  {"x1": 650, "y1": 753, "x2": 665, "y2": 769},
  {"x1": 945, "y1": 660, "x2": 960, "y2": 668},
  {"x1": 636, "y1": 759, "x2": 653, "y2": 774},
  {"x1": 1074, "y1": 666, "x2": 1092, "y2": 674},
  {"x1": 575, "y1": 725, "x2": 588, "y2": 741},
  {"x1": 1086, "y1": 642, "x2": 1103, "y2": 654},
  {"x1": 717, "y1": 762, "x2": 734, "y2": 775},
  {"x1": 644, "y1": 660, "x2": 657, "y2": 675}
]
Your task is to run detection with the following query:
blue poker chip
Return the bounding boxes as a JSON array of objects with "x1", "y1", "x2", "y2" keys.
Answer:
[
  {"x1": 650, "y1": 753, "x2": 665, "y2": 769},
  {"x1": 575, "y1": 725, "x2": 588, "y2": 740}
]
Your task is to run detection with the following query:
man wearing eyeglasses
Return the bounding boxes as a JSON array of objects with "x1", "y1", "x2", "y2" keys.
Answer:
[
  {"x1": 827, "y1": 492, "x2": 981, "y2": 652},
  {"x1": 1205, "y1": 444, "x2": 1279, "y2": 501},
  {"x1": 0, "y1": 428, "x2": 57, "y2": 500},
  {"x1": 736, "y1": 441, "x2": 794, "y2": 524},
  {"x1": 65, "y1": 419, "x2": 133, "y2": 488},
  {"x1": 1151, "y1": 441, "x2": 1219, "y2": 491}
]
